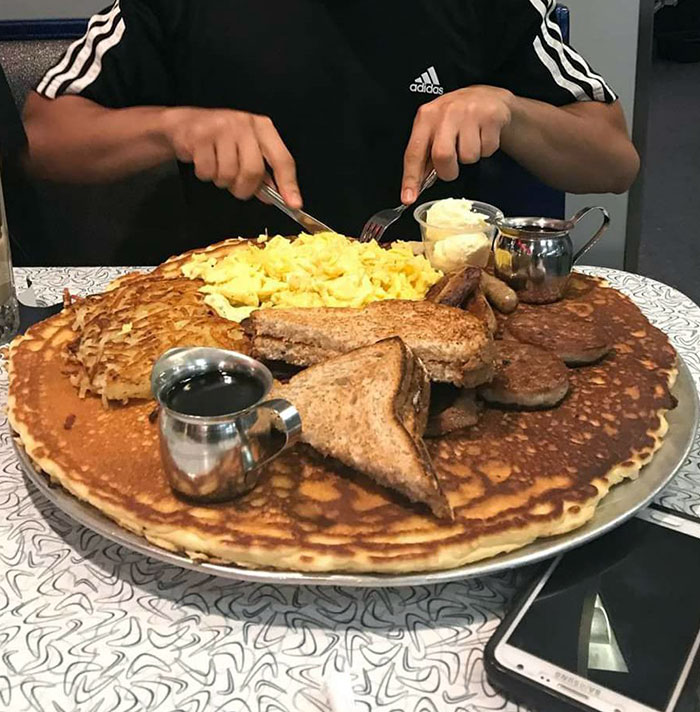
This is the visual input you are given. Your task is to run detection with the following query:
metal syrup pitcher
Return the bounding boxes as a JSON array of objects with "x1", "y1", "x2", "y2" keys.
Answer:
[
  {"x1": 152, "y1": 347, "x2": 302, "y2": 503},
  {"x1": 493, "y1": 206, "x2": 610, "y2": 304}
]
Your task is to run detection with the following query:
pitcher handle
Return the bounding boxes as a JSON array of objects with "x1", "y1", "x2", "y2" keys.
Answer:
[
  {"x1": 571, "y1": 206, "x2": 610, "y2": 264},
  {"x1": 247, "y1": 398, "x2": 302, "y2": 471}
]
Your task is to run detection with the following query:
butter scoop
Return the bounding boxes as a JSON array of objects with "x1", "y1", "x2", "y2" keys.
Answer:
[
  {"x1": 432, "y1": 232, "x2": 491, "y2": 271},
  {"x1": 414, "y1": 198, "x2": 503, "y2": 272}
]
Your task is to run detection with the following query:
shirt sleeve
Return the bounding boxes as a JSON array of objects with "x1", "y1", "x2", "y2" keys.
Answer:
[
  {"x1": 35, "y1": 0, "x2": 173, "y2": 108},
  {"x1": 492, "y1": 0, "x2": 617, "y2": 106}
]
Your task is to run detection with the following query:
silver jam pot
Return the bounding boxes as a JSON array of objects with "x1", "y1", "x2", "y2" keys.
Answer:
[
  {"x1": 151, "y1": 347, "x2": 301, "y2": 503},
  {"x1": 493, "y1": 206, "x2": 610, "y2": 304}
]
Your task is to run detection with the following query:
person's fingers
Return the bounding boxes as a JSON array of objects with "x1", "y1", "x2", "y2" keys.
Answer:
[
  {"x1": 192, "y1": 142, "x2": 217, "y2": 182},
  {"x1": 457, "y1": 123, "x2": 482, "y2": 165},
  {"x1": 213, "y1": 134, "x2": 239, "y2": 189},
  {"x1": 263, "y1": 174, "x2": 280, "y2": 190},
  {"x1": 254, "y1": 116, "x2": 302, "y2": 209},
  {"x1": 172, "y1": 136, "x2": 194, "y2": 164},
  {"x1": 480, "y1": 123, "x2": 501, "y2": 158},
  {"x1": 232, "y1": 133, "x2": 265, "y2": 200},
  {"x1": 431, "y1": 115, "x2": 460, "y2": 181},
  {"x1": 402, "y1": 106, "x2": 435, "y2": 205}
]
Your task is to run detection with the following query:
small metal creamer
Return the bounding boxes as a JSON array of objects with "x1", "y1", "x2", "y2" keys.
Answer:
[
  {"x1": 493, "y1": 206, "x2": 610, "y2": 304},
  {"x1": 151, "y1": 347, "x2": 302, "y2": 503}
]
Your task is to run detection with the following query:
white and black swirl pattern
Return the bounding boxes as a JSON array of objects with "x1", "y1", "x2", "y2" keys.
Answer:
[{"x1": 0, "y1": 266, "x2": 697, "y2": 712}]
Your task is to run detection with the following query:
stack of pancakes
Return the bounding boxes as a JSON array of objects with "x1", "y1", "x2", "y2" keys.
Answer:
[{"x1": 7, "y1": 240, "x2": 679, "y2": 574}]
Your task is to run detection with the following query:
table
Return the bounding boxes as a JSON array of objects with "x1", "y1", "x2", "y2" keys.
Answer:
[{"x1": 1, "y1": 267, "x2": 699, "y2": 712}]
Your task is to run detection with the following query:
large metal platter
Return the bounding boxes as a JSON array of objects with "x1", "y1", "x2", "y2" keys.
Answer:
[{"x1": 15, "y1": 358, "x2": 698, "y2": 588}]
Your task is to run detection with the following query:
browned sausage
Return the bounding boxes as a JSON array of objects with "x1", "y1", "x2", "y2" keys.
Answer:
[
  {"x1": 425, "y1": 387, "x2": 482, "y2": 437},
  {"x1": 481, "y1": 271, "x2": 519, "y2": 314},
  {"x1": 425, "y1": 266, "x2": 481, "y2": 307},
  {"x1": 506, "y1": 309, "x2": 611, "y2": 365},
  {"x1": 478, "y1": 341, "x2": 569, "y2": 409},
  {"x1": 465, "y1": 289, "x2": 497, "y2": 334}
]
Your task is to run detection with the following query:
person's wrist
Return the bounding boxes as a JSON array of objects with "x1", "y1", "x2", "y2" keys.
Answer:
[
  {"x1": 155, "y1": 106, "x2": 189, "y2": 155},
  {"x1": 500, "y1": 92, "x2": 525, "y2": 146},
  {"x1": 499, "y1": 88, "x2": 517, "y2": 122}
]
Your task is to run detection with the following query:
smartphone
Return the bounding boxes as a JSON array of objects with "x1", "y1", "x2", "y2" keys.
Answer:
[{"x1": 485, "y1": 506, "x2": 700, "y2": 712}]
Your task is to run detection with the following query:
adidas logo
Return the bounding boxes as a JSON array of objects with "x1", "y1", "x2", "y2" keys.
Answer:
[{"x1": 410, "y1": 66, "x2": 444, "y2": 95}]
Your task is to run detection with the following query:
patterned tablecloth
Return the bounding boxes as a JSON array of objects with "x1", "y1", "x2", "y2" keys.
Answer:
[{"x1": 1, "y1": 266, "x2": 699, "y2": 712}]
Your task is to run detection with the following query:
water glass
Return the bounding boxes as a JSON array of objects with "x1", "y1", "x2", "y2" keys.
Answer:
[{"x1": 0, "y1": 168, "x2": 19, "y2": 345}]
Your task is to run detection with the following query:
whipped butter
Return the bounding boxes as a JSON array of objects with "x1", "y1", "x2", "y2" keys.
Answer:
[{"x1": 423, "y1": 198, "x2": 492, "y2": 272}]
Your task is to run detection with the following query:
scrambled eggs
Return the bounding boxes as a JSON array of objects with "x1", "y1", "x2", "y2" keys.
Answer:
[{"x1": 181, "y1": 232, "x2": 442, "y2": 322}]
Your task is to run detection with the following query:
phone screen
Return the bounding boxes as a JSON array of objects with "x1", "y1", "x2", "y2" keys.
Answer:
[{"x1": 507, "y1": 515, "x2": 700, "y2": 711}]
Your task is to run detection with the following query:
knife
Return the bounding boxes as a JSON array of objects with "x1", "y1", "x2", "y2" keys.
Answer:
[{"x1": 256, "y1": 183, "x2": 336, "y2": 235}]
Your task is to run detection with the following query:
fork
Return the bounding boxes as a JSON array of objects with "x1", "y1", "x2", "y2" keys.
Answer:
[{"x1": 359, "y1": 169, "x2": 438, "y2": 243}]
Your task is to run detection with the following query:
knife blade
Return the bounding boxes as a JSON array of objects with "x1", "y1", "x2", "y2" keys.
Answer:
[{"x1": 256, "y1": 183, "x2": 336, "y2": 235}]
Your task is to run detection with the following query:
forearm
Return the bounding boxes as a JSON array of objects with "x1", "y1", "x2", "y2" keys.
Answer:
[
  {"x1": 501, "y1": 96, "x2": 640, "y2": 195},
  {"x1": 24, "y1": 93, "x2": 174, "y2": 182}
]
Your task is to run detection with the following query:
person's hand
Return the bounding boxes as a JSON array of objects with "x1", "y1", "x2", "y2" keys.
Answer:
[
  {"x1": 401, "y1": 86, "x2": 514, "y2": 204},
  {"x1": 161, "y1": 107, "x2": 302, "y2": 208}
]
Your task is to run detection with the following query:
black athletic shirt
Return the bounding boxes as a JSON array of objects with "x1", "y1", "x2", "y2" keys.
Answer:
[{"x1": 36, "y1": 0, "x2": 616, "y2": 249}]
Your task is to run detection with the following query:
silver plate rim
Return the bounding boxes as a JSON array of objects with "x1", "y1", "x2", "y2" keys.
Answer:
[{"x1": 14, "y1": 358, "x2": 698, "y2": 588}]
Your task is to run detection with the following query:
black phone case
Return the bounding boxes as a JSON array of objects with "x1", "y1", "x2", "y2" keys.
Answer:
[
  {"x1": 484, "y1": 564, "x2": 605, "y2": 712},
  {"x1": 486, "y1": 508, "x2": 700, "y2": 712},
  {"x1": 19, "y1": 302, "x2": 63, "y2": 334}
]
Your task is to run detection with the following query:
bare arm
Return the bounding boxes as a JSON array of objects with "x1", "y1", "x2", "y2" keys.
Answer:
[
  {"x1": 24, "y1": 93, "x2": 173, "y2": 182},
  {"x1": 23, "y1": 92, "x2": 302, "y2": 207},
  {"x1": 501, "y1": 95, "x2": 640, "y2": 195},
  {"x1": 401, "y1": 86, "x2": 640, "y2": 204}
]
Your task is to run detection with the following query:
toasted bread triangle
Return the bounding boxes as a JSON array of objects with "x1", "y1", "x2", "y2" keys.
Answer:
[{"x1": 272, "y1": 337, "x2": 453, "y2": 519}]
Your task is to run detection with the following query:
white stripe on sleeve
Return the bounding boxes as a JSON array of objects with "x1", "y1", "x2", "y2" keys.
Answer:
[
  {"x1": 560, "y1": 43, "x2": 616, "y2": 100},
  {"x1": 41, "y1": 1, "x2": 123, "y2": 99},
  {"x1": 539, "y1": 0, "x2": 612, "y2": 101},
  {"x1": 528, "y1": 0, "x2": 596, "y2": 101},
  {"x1": 37, "y1": 4, "x2": 116, "y2": 94},
  {"x1": 533, "y1": 36, "x2": 589, "y2": 101},
  {"x1": 541, "y1": 0, "x2": 615, "y2": 98},
  {"x1": 63, "y1": 18, "x2": 127, "y2": 96},
  {"x1": 528, "y1": 0, "x2": 613, "y2": 102}
]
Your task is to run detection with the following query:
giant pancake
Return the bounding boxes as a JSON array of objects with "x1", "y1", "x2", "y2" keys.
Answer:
[{"x1": 7, "y1": 256, "x2": 678, "y2": 573}]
